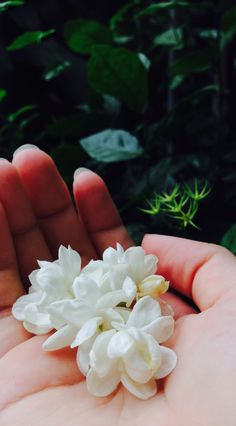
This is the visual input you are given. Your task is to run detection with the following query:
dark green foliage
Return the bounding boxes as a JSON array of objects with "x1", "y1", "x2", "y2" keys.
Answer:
[
  {"x1": 64, "y1": 20, "x2": 113, "y2": 54},
  {"x1": 0, "y1": 0, "x2": 236, "y2": 250},
  {"x1": 7, "y1": 29, "x2": 55, "y2": 51},
  {"x1": 88, "y1": 45, "x2": 148, "y2": 112},
  {"x1": 221, "y1": 224, "x2": 236, "y2": 255}
]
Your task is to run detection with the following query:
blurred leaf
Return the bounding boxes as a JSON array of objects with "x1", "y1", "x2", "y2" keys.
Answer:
[
  {"x1": 64, "y1": 19, "x2": 112, "y2": 55},
  {"x1": 154, "y1": 27, "x2": 183, "y2": 49},
  {"x1": 170, "y1": 74, "x2": 185, "y2": 89},
  {"x1": 43, "y1": 61, "x2": 71, "y2": 81},
  {"x1": 171, "y1": 47, "x2": 217, "y2": 75},
  {"x1": 0, "y1": 1, "x2": 24, "y2": 12},
  {"x1": 221, "y1": 5, "x2": 236, "y2": 49},
  {"x1": 80, "y1": 129, "x2": 143, "y2": 163},
  {"x1": 109, "y1": 2, "x2": 136, "y2": 42},
  {"x1": 8, "y1": 105, "x2": 37, "y2": 122},
  {"x1": 199, "y1": 29, "x2": 218, "y2": 39},
  {"x1": 0, "y1": 88, "x2": 7, "y2": 101},
  {"x1": 220, "y1": 224, "x2": 236, "y2": 255},
  {"x1": 137, "y1": 1, "x2": 212, "y2": 17},
  {"x1": 88, "y1": 44, "x2": 148, "y2": 113},
  {"x1": 7, "y1": 29, "x2": 55, "y2": 51},
  {"x1": 137, "y1": 1, "x2": 189, "y2": 16}
]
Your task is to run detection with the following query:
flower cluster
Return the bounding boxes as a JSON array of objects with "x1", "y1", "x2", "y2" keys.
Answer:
[{"x1": 12, "y1": 244, "x2": 177, "y2": 400}]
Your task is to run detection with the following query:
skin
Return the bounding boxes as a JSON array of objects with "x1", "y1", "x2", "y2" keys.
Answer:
[{"x1": 0, "y1": 147, "x2": 236, "y2": 426}]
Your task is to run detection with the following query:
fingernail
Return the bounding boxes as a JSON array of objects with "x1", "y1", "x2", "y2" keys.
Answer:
[
  {"x1": 13, "y1": 144, "x2": 40, "y2": 157},
  {"x1": 0, "y1": 158, "x2": 9, "y2": 162},
  {"x1": 73, "y1": 167, "x2": 91, "y2": 180}
]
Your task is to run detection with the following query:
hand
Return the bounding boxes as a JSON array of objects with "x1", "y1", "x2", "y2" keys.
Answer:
[{"x1": 0, "y1": 146, "x2": 236, "y2": 426}]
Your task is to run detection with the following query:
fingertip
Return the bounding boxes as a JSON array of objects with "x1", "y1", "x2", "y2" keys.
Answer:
[{"x1": 13, "y1": 144, "x2": 40, "y2": 158}]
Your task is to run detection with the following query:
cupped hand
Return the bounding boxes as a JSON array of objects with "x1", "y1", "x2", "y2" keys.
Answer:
[{"x1": 0, "y1": 146, "x2": 236, "y2": 426}]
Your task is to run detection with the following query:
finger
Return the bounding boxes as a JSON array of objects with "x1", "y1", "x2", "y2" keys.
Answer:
[
  {"x1": 142, "y1": 234, "x2": 236, "y2": 311},
  {"x1": 73, "y1": 169, "x2": 133, "y2": 256},
  {"x1": 13, "y1": 147, "x2": 97, "y2": 262},
  {"x1": 0, "y1": 315, "x2": 31, "y2": 358},
  {"x1": 0, "y1": 200, "x2": 24, "y2": 310},
  {"x1": 0, "y1": 159, "x2": 52, "y2": 284}
]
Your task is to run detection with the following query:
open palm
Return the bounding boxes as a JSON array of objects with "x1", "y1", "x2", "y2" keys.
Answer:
[{"x1": 0, "y1": 147, "x2": 236, "y2": 426}]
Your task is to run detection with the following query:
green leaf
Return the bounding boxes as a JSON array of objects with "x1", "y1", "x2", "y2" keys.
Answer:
[
  {"x1": 171, "y1": 47, "x2": 217, "y2": 76},
  {"x1": 80, "y1": 129, "x2": 143, "y2": 163},
  {"x1": 137, "y1": 1, "x2": 213, "y2": 17},
  {"x1": 137, "y1": 1, "x2": 189, "y2": 16},
  {"x1": 0, "y1": 89, "x2": 7, "y2": 101},
  {"x1": 170, "y1": 74, "x2": 185, "y2": 89},
  {"x1": 7, "y1": 29, "x2": 55, "y2": 51},
  {"x1": 109, "y1": 2, "x2": 136, "y2": 42},
  {"x1": 221, "y1": 6, "x2": 236, "y2": 49},
  {"x1": 199, "y1": 29, "x2": 218, "y2": 40},
  {"x1": 88, "y1": 44, "x2": 148, "y2": 113},
  {"x1": 43, "y1": 61, "x2": 71, "y2": 81},
  {"x1": 8, "y1": 105, "x2": 37, "y2": 122},
  {"x1": 64, "y1": 19, "x2": 112, "y2": 55},
  {"x1": 0, "y1": 1, "x2": 24, "y2": 12},
  {"x1": 220, "y1": 224, "x2": 236, "y2": 255},
  {"x1": 154, "y1": 27, "x2": 183, "y2": 48}
]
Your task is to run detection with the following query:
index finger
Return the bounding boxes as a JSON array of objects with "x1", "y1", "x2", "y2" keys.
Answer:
[{"x1": 142, "y1": 234, "x2": 236, "y2": 311}]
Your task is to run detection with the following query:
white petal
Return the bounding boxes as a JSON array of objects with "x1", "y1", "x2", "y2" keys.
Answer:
[
  {"x1": 122, "y1": 276, "x2": 137, "y2": 305},
  {"x1": 71, "y1": 317, "x2": 102, "y2": 348},
  {"x1": 86, "y1": 368, "x2": 120, "y2": 397},
  {"x1": 143, "y1": 254, "x2": 158, "y2": 276},
  {"x1": 103, "y1": 246, "x2": 121, "y2": 264},
  {"x1": 95, "y1": 289, "x2": 133, "y2": 311},
  {"x1": 121, "y1": 374, "x2": 157, "y2": 400},
  {"x1": 23, "y1": 319, "x2": 52, "y2": 335},
  {"x1": 43, "y1": 324, "x2": 77, "y2": 351},
  {"x1": 48, "y1": 299, "x2": 92, "y2": 327},
  {"x1": 154, "y1": 346, "x2": 177, "y2": 379},
  {"x1": 76, "y1": 334, "x2": 99, "y2": 375},
  {"x1": 124, "y1": 329, "x2": 161, "y2": 384},
  {"x1": 127, "y1": 296, "x2": 161, "y2": 328},
  {"x1": 114, "y1": 307, "x2": 132, "y2": 323},
  {"x1": 89, "y1": 330, "x2": 117, "y2": 377},
  {"x1": 37, "y1": 264, "x2": 68, "y2": 298},
  {"x1": 109, "y1": 264, "x2": 128, "y2": 291},
  {"x1": 72, "y1": 275, "x2": 100, "y2": 303},
  {"x1": 142, "y1": 316, "x2": 175, "y2": 343},
  {"x1": 77, "y1": 344, "x2": 90, "y2": 375},
  {"x1": 28, "y1": 270, "x2": 41, "y2": 291},
  {"x1": 108, "y1": 330, "x2": 134, "y2": 358},
  {"x1": 102, "y1": 308, "x2": 125, "y2": 330},
  {"x1": 124, "y1": 247, "x2": 145, "y2": 282},
  {"x1": 58, "y1": 245, "x2": 81, "y2": 278},
  {"x1": 82, "y1": 260, "x2": 105, "y2": 282},
  {"x1": 23, "y1": 303, "x2": 53, "y2": 334},
  {"x1": 12, "y1": 293, "x2": 42, "y2": 320}
]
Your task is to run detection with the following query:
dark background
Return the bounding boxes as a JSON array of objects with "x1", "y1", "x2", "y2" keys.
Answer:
[{"x1": 0, "y1": 0, "x2": 236, "y2": 250}]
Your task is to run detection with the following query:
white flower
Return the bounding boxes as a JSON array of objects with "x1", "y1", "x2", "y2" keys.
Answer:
[
  {"x1": 43, "y1": 274, "x2": 136, "y2": 374},
  {"x1": 12, "y1": 246, "x2": 82, "y2": 334},
  {"x1": 86, "y1": 296, "x2": 176, "y2": 399}
]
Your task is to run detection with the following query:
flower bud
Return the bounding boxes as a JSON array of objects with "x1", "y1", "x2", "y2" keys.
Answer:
[{"x1": 138, "y1": 275, "x2": 169, "y2": 299}]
